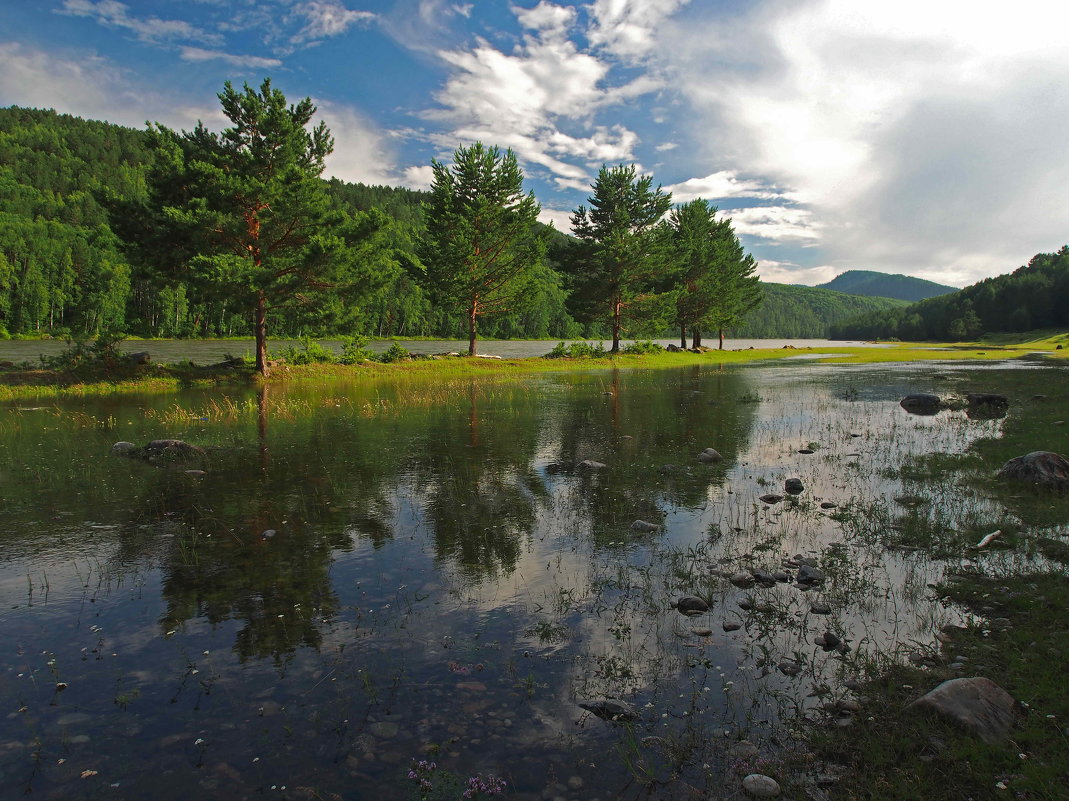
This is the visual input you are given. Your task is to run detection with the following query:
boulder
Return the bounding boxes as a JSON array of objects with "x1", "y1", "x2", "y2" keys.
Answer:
[
  {"x1": 127, "y1": 351, "x2": 151, "y2": 365},
  {"x1": 630, "y1": 520, "x2": 661, "y2": 533},
  {"x1": 797, "y1": 564, "x2": 825, "y2": 585},
  {"x1": 759, "y1": 494, "x2": 783, "y2": 504},
  {"x1": 143, "y1": 439, "x2": 205, "y2": 462},
  {"x1": 697, "y1": 447, "x2": 723, "y2": 464},
  {"x1": 729, "y1": 572, "x2": 756, "y2": 588},
  {"x1": 784, "y1": 478, "x2": 804, "y2": 495},
  {"x1": 742, "y1": 774, "x2": 781, "y2": 797},
  {"x1": 900, "y1": 393, "x2": 943, "y2": 415},
  {"x1": 578, "y1": 459, "x2": 607, "y2": 470},
  {"x1": 908, "y1": 677, "x2": 1016, "y2": 744},
  {"x1": 996, "y1": 451, "x2": 1069, "y2": 490},
  {"x1": 111, "y1": 441, "x2": 139, "y2": 457}
]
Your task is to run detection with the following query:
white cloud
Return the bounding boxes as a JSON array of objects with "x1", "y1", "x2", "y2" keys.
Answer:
[
  {"x1": 316, "y1": 101, "x2": 399, "y2": 186},
  {"x1": 514, "y1": 2, "x2": 576, "y2": 37},
  {"x1": 755, "y1": 260, "x2": 838, "y2": 286},
  {"x1": 587, "y1": 0, "x2": 691, "y2": 61},
  {"x1": 401, "y1": 164, "x2": 435, "y2": 190},
  {"x1": 662, "y1": 0, "x2": 1069, "y2": 282},
  {"x1": 663, "y1": 171, "x2": 790, "y2": 203},
  {"x1": 725, "y1": 206, "x2": 821, "y2": 244},
  {"x1": 291, "y1": 1, "x2": 376, "y2": 43},
  {"x1": 655, "y1": 142, "x2": 677, "y2": 152},
  {"x1": 179, "y1": 47, "x2": 283, "y2": 69},
  {"x1": 57, "y1": 0, "x2": 222, "y2": 45},
  {"x1": 537, "y1": 207, "x2": 575, "y2": 233},
  {"x1": 0, "y1": 42, "x2": 221, "y2": 129}
]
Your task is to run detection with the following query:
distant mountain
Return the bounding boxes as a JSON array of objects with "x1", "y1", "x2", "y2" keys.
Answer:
[
  {"x1": 818, "y1": 270, "x2": 958, "y2": 301},
  {"x1": 731, "y1": 283, "x2": 909, "y2": 338}
]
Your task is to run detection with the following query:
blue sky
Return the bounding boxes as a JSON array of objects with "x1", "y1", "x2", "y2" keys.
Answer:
[{"x1": 2, "y1": 0, "x2": 1068, "y2": 287}]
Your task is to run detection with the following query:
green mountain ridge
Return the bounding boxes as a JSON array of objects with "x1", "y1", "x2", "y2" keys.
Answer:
[{"x1": 817, "y1": 269, "x2": 958, "y2": 301}]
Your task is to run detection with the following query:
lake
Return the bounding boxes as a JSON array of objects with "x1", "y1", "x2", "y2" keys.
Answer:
[
  {"x1": 0, "y1": 337, "x2": 881, "y2": 365},
  {"x1": 1, "y1": 359, "x2": 1064, "y2": 800}
]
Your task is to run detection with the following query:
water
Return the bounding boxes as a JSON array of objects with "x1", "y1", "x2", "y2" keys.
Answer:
[
  {"x1": 1, "y1": 360, "x2": 1065, "y2": 800},
  {"x1": 0, "y1": 337, "x2": 882, "y2": 365}
]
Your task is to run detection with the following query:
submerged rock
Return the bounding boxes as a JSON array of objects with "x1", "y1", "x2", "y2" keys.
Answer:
[
  {"x1": 797, "y1": 564, "x2": 825, "y2": 585},
  {"x1": 996, "y1": 451, "x2": 1069, "y2": 490},
  {"x1": 578, "y1": 699, "x2": 638, "y2": 722},
  {"x1": 630, "y1": 520, "x2": 661, "y2": 533},
  {"x1": 111, "y1": 441, "x2": 139, "y2": 457},
  {"x1": 697, "y1": 447, "x2": 723, "y2": 464},
  {"x1": 759, "y1": 494, "x2": 783, "y2": 504},
  {"x1": 730, "y1": 572, "x2": 756, "y2": 588},
  {"x1": 908, "y1": 677, "x2": 1017, "y2": 744},
  {"x1": 784, "y1": 478, "x2": 804, "y2": 495},
  {"x1": 966, "y1": 393, "x2": 1010, "y2": 419},
  {"x1": 578, "y1": 459, "x2": 607, "y2": 470},
  {"x1": 674, "y1": 596, "x2": 709, "y2": 616},
  {"x1": 900, "y1": 393, "x2": 943, "y2": 415},
  {"x1": 144, "y1": 439, "x2": 206, "y2": 462}
]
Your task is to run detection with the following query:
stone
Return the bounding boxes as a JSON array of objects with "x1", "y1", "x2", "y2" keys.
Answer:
[
  {"x1": 730, "y1": 572, "x2": 756, "y2": 588},
  {"x1": 900, "y1": 393, "x2": 943, "y2": 415},
  {"x1": 777, "y1": 660, "x2": 803, "y2": 676},
  {"x1": 820, "y1": 502, "x2": 837, "y2": 509},
  {"x1": 996, "y1": 451, "x2": 1069, "y2": 490},
  {"x1": 692, "y1": 628, "x2": 713, "y2": 637},
  {"x1": 816, "y1": 632, "x2": 841, "y2": 651},
  {"x1": 697, "y1": 448, "x2": 723, "y2": 464},
  {"x1": 797, "y1": 564, "x2": 825, "y2": 585},
  {"x1": 908, "y1": 677, "x2": 1017, "y2": 744},
  {"x1": 752, "y1": 569, "x2": 777, "y2": 587},
  {"x1": 727, "y1": 741, "x2": 759, "y2": 761},
  {"x1": 578, "y1": 699, "x2": 637, "y2": 722},
  {"x1": 742, "y1": 773, "x2": 781, "y2": 797},
  {"x1": 784, "y1": 478, "x2": 804, "y2": 494},
  {"x1": 111, "y1": 441, "x2": 139, "y2": 457},
  {"x1": 772, "y1": 571, "x2": 791, "y2": 583},
  {"x1": 674, "y1": 596, "x2": 709, "y2": 616},
  {"x1": 810, "y1": 602, "x2": 832, "y2": 615},
  {"x1": 630, "y1": 520, "x2": 660, "y2": 533},
  {"x1": 143, "y1": 439, "x2": 206, "y2": 462},
  {"x1": 722, "y1": 621, "x2": 742, "y2": 632},
  {"x1": 127, "y1": 351, "x2": 151, "y2": 365},
  {"x1": 759, "y1": 494, "x2": 783, "y2": 504},
  {"x1": 579, "y1": 459, "x2": 607, "y2": 470}
]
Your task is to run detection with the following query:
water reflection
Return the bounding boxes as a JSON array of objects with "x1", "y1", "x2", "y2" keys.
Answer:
[{"x1": 1, "y1": 363, "x2": 1067, "y2": 800}]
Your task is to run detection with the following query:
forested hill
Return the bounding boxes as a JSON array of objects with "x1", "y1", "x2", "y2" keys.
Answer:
[
  {"x1": 817, "y1": 270, "x2": 958, "y2": 301},
  {"x1": 830, "y1": 248, "x2": 1069, "y2": 340},
  {"x1": 732, "y1": 283, "x2": 908, "y2": 338}
]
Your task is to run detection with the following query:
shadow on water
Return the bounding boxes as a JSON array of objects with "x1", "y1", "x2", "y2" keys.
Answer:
[{"x1": 1, "y1": 362, "x2": 1067, "y2": 799}]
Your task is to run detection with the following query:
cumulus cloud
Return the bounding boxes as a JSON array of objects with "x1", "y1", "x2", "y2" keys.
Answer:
[
  {"x1": 755, "y1": 260, "x2": 838, "y2": 285},
  {"x1": 401, "y1": 164, "x2": 435, "y2": 190},
  {"x1": 316, "y1": 100, "x2": 399, "y2": 186},
  {"x1": 58, "y1": 0, "x2": 222, "y2": 45},
  {"x1": 587, "y1": 0, "x2": 691, "y2": 61},
  {"x1": 725, "y1": 206, "x2": 821, "y2": 244},
  {"x1": 663, "y1": 171, "x2": 792, "y2": 203}
]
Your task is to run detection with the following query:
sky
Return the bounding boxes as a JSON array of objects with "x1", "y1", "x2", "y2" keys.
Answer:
[{"x1": 2, "y1": 0, "x2": 1068, "y2": 288}]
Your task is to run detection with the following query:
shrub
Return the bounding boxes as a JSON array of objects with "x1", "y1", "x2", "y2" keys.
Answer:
[
  {"x1": 42, "y1": 331, "x2": 128, "y2": 370},
  {"x1": 622, "y1": 339, "x2": 663, "y2": 354},
  {"x1": 545, "y1": 340, "x2": 607, "y2": 358},
  {"x1": 378, "y1": 342, "x2": 410, "y2": 363},
  {"x1": 339, "y1": 336, "x2": 376, "y2": 364},
  {"x1": 276, "y1": 337, "x2": 336, "y2": 365}
]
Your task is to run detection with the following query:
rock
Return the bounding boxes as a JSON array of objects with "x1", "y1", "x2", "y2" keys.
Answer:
[
  {"x1": 578, "y1": 699, "x2": 638, "y2": 722},
  {"x1": 798, "y1": 448, "x2": 815, "y2": 454},
  {"x1": 752, "y1": 569, "x2": 777, "y2": 587},
  {"x1": 908, "y1": 677, "x2": 1017, "y2": 744},
  {"x1": 820, "y1": 502, "x2": 837, "y2": 509},
  {"x1": 742, "y1": 773, "x2": 781, "y2": 797},
  {"x1": 784, "y1": 478, "x2": 804, "y2": 495},
  {"x1": 674, "y1": 596, "x2": 709, "y2": 616},
  {"x1": 578, "y1": 459, "x2": 607, "y2": 470},
  {"x1": 730, "y1": 572, "x2": 756, "y2": 588},
  {"x1": 127, "y1": 351, "x2": 151, "y2": 365},
  {"x1": 697, "y1": 448, "x2": 723, "y2": 464},
  {"x1": 966, "y1": 393, "x2": 1009, "y2": 420},
  {"x1": 111, "y1": 441, "x2": 139, "y2": 457},
  {"x1": 797, "y1": 564, "x2": 825, "y2": 585},
  {"x1": 816, "y1": 632, "x2": 841, "y2": 651},
  {"x1": 737, "y1": 598, "x2": 754, "y2": 611},
  {"x1": 900, "y1": 393, "x2": 943, "y2": 415},
  {"x1": 143, "y1": 439, "x2": 206, "y2": 462},
  {"x1": 759, "y1": 494, "x2": 783, "y2": 504},
  {"x1": 727, "y1": 741, "x2": 759, "y2": 761},
  {"x1": 777, "y1": 660, "x2": 803, "y2": 676},
  {"x1": 772, "y1": 571, "x2": 791, "y2": 583},
  {"x1": 996, "y1": 451, "x2": 1069, "y2": 490},
  {"x1": 692, "y1": 628, "x2": 712, "y2": 637},
  {"x1": 722, "y1": 621, "x2": 742, "y2": 632},
  {"x1": 810, "y1": 602, "x2": 832, "y2": 615},
  {"x1": 630, "y1": 520, "x2": 661, "y2": 533}
]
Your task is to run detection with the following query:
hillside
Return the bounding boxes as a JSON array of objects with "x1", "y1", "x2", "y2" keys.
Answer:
[
  {"x1": 830, "y1": 248, "x2": 1069, "y2": 340},
  {"x1": 731, "y1": 283, "x2": 909, "y2": 338},
  {"x1": 818, "y1": 269, "x2": 957, "y2": 301}
]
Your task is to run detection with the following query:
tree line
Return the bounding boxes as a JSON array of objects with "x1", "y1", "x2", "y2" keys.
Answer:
[
  {"x1": 2, "y1": 81, "x2": 763, "y2": 371},
  {"x1": 830, "y1": 248, "x2": 1069, "y2": 340}
]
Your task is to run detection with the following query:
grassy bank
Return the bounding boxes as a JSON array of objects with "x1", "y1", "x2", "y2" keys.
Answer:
[{"x1": 1, "y1": 333, "x2": 1067, "y2": 401}]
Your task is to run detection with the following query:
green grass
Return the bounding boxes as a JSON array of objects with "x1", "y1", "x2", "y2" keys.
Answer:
[{"x1": 808, "y1": 571, "x2": 1069, "y2": 801}]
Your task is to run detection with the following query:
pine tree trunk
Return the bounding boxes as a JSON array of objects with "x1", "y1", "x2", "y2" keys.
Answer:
[
  {"x1": 692, "y1": 328, "x2": 702, "y2": 349},
  {"x1": 255, "y1": 290, "x2": 269, "y2": 376},
  {"x1": 468, "y1": 298, "x2": 478, "y2": 356},
  {"x1": 679, "y1": 326, "x2": 687, "y2": 348},
  {"x1": 611, "y1": 299, "x2": 622, "y2": 353},
  {"x1": 719, "y1": 328, "x2": 725, "y2": 350}
]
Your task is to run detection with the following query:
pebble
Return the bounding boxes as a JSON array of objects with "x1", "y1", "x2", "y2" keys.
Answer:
[
  {"x1": 723, "y1": 621, "x2": 742, "y2": 632},
  {"x1": 692, "y1": 628, "x2": 713, "y2": 637},
  {"x1": 810, "y1": 602, "x2": 832, "y2": 615},
  {"x1": 742, "y1": 773, "x2": 781, "y2": 797},
  {"x1": 730, "y1": 572, "x2": 756, "y2": 588}
]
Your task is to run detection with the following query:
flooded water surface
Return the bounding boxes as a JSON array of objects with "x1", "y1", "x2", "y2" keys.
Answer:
[{"x1": 1, "y1": 361, "x2": 1065, "y2": 800}]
